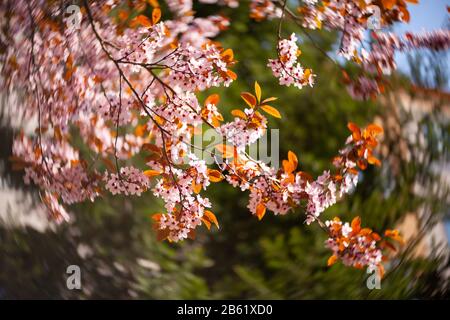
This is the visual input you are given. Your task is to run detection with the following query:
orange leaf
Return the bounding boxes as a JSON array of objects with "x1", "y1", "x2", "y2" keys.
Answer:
[
  {"x1": 152, "y1": 213, "x2": 162, "y2": 221},
  {"x1": 134, "y1": 14, "x2": 152, "y2": 27},
  {"x1": 135, "y1": 124, "x2": 147, "y2": 137},
  {"x1": 341, "y1": 70, "x2": 350, "y2": 84},
  {"x1": 148, "y1": 0, "x2": 160, "y2": 7},
  {"x1": 144, "y1": 169, "x2": 161, "y2": 177},
  {"x1": 142, "y1": 143, "x2": 161, "y2": 153},
  {"x1": 231, "y1": 109, "x2": 247, "y2": 119},
  {"x1": 385, "y1": 229, "x2": 404, "y2": 244},
  {"x1": 211, "y1": 117, "x2": 221, "y2": 128},
  {"x1": 156, "y1": 228, "x2": 170, "y2": 241},
  {"x1": 378, "y1": 264, "x2": 385, "y2": 279},
  {"x1": 205, "y1": 93, "x2": 220, "y2": 106},
  {"x1": 204, "y1": 210, "x2": 219, "y2": 229},
  {"x1": 187, "y1": 229, "x2": 196, "y2": 240},
  {"x1": 215, "y1": 144, "x2": 234, "y2": 158},
  {"x1": 254, "y1": 81, "x2": 262, "y2": 103},
  {"x1": 303, "y1": 68, "x2": 312, "y2": 79},
  {"x1": 357, "y1": 159, "x2": 368, "y2": 170},
  {"x1": 207, "y1": 169, "x2": 223, "y2": 182},
  {"x1": 398, "y1": 6, "x2": 410, "y2": 22},
  {"x1": 102, "y1": 158, "x2": 116, "y2": 172},
  {"x1": 382, "y1": 0, "x2": 397, "y2": 10},
  {"x1": 260, "y1": 105, "x2": 281, "y2": 118},
  {"x1": 347, "y1": 122, "x2": 361, "y2": 140},
  {"x1": 351, "y1": 216, "x2": 361, "y2": 234},
  {"x1": 240, "y1": 92, "x2": 257, "y2": 108},
  {"x1": 118, "y1": 9, "x2": 130, "y2": 22},
  {"x1": 327, "y1": 255, "x2": 338, "y2": 266},
  {"x1": 256, "y1": 202, "x2": 266, "y2": 220},
  {"x1": 367, "y1": 156, "x2": 381, "y2": 166},
  {"x1": 153, "y1": 115, "x2": 165, "y2": 125},
  {"x1": 372, "y1": 232, "x2": 381, "y2": 241},
  {"x1": 201, "y1": 217, "x2": 211, "y2": 230},
  {"x1": 383, "y1": 240, "x2": 398, "y2": 252},
  {"x1": 226, "y1": 70, "x2": 237, "y2": 80},
  {"x1": 54, "y1": 126, "x2": 63, "y2": 141},
  {"x1": 360, "y1": 228, "x2": 372, "y2": 236},
  {"x1": 262, "y1": 96, "x2": 277, "y2": 104},
  {"x1": 152, "y1": 7, "x2": 161, "y2": 25},
  {"x1": 288, "y1": 150, "x2": 298, "y2": 171},
  {"x1": 298, "y1": 171, "x2": 313, "y2": 182},
  {"x1": 221, "y1": 48, "x2": 234, "y2": 62},
  {"x1": 366, "y1": 123, "x2": 384, "y2": 136},
  {"x1": 192, "y1": 180, "x2": 202, "y2": 194},
  {"x1": 282, "y1": 159, "x2": 295, "y2": 174}
]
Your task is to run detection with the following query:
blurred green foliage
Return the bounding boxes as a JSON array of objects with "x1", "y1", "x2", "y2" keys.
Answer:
[{"x1": 0, "y1": 2, "x2": 448, "y2": 299}]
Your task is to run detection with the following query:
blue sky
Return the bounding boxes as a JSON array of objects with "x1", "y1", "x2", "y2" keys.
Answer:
[{"x1": 394, "y1": 0, "x2": 449, "y2": 74}]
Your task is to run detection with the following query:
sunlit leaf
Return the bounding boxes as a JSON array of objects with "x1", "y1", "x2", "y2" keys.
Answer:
[
  {"x1": 260, "y1": 105, "x2": 281, "y2": 118},
  {"x1": 152, "y1": 213, "x2": 162, "y2": 221},
  {"x1": 327, "y1": 255, "x2": 338, "y2": 266},
  {"x1": 152, "y1": 7, "x2": 161, "y2": 25},
  {"x1": 226, "y1": 70, "x2": 237, "y2": 80},
  {"x1": 282, "y1": 159, "x2": 294, "y2": 174},
  {"x1": 201, "y1": 217, "x2": 211, "y2": 230},
  {"x1": 288, "y1": 150, "x2": 298, "y2": 170},
  {"x1": 382, "y1": 0, "x2": 397, "y2": 10},
  {"x1": 262, "y1": 96, "x2": 277, "y2": 104},
  {"x1": 240, "y1": 92, "x2": 257, "y2": 108},
  {"x1": 204, "y1": 210, "x2": 219, "y2": 229},
  {"x1": 367, "y1": 156, "x2": 381, "y2": 166},
  {"x1": 144, "y1": 169, "x2": 161, "y2": 177},
  {"x1": 221, "y1": 48, "x2": 234, "y2": 63},
  {"x1": 256, "y1": 203, "x2": 266, "y2": 220},
  {"x1": 347, "y1": 122, "x2": 361, "y2": 140},
  {"x1": 231, "y1": 109, "x2": 247, "y2": 119},
  {"x1": 192, "y1": 180, "x2": 202, "y2": 194},
  {"x1": 351, "y1": 216, "x2": 361, "y2": 234},
  {"x1": 207, "y1": 169, "x2": 224, "y2": 182},
  {"x1": 205, "y1": 93, "x2": 220, "y2": 106},
  {"x1": 385, "y1": 229, "x2": 405, "y2": 244},
  {"x1": 142, "y1": 143, "x2": 161, "y2": 153},
  {"x1": 254, "y1": 81, "x2": 261, "y2": 103},
  {"x1": 133, "y1": 14, "x2": 152, "y2": 27}
]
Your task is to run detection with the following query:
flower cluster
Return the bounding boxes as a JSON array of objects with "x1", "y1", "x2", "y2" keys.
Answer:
[
  {"x1": 250, "y1": 0, "x2": 282, "y2": 22},
  {"x1": 42, "y1": 191, "x2": 71, "y2": 224},
  {"x1": 12, "y1": 135, "x2": 100, "y2": 205},
  {"x1": 218, "y1": 109, "x2": 268, "y2": 151},
  {"x1": 325, "y1": 216, "x2": 403, "y2": 274},
  {"x1": 325, "y1": 217, "x2": 383, "y2": 271},
  {"x1": 167, "y1": 44, "x2": 236, "y2": 92},
  {"x1": 105, "y1": 166, "x2": 150, "y2": 196},
  {"x1": 151, "y1": 154, "x2": 222, "y2": 242},
  {"x1": 268, "y1": 34, "x2": 315, "y2": 89}
]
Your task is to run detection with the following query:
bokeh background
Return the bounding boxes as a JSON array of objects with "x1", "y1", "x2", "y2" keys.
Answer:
[{"x1": 1, "y1": 1, "x2": 449, "y2": 299}]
